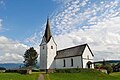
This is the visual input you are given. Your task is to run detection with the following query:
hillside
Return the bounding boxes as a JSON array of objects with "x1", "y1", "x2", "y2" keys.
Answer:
[
  {"x1": 0, "y1": 63, "x2": 40, "y2": 70},
  {"x1": 0, "y1": 63, "x2": 24, "y2": 70}
]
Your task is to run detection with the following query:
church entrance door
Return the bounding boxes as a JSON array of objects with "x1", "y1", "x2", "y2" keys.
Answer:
[{"x1": 87, "y1": 61, "x2": 92, "y2": 68}]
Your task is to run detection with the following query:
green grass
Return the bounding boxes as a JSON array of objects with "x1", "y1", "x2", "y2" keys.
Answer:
[
  {"x1": 44, "y1": 71, "x2": 120, "y2": 80},
  {"x1": 1, "y1": 71, "x2": 120, "y2": 80},
  {"x1": 110, "y1": 72, "x2": 120, "y2": 79},
  {"x1": 0, "y1": 72, "x2": 40, "y2": 80}
]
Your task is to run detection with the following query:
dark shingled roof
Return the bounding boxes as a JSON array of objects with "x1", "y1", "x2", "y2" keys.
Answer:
[
  {"x1": 44, "y1": 18, "x2": 52, "y2": 43},
  {"x1": 55, "y1": 44, "x2": 94, "y2": 59}
]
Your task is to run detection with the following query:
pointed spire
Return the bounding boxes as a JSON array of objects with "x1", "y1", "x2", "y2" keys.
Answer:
[{"x1": 44, "y1": 17, "x2": 52, "y2": 43}]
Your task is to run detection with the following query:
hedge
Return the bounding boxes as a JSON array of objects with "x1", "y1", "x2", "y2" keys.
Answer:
[{"x1": 54, "y1": 68, "x2": 97, "y2": 73}]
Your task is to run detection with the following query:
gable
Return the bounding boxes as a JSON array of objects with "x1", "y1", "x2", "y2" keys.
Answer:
[
  {"x1": 47, "y1": 36, "x2": 57, "y2": 46},
  {"x1": 82, "y1": 44, "x2": 94, "y2": 60},
  {"x1": 82, "y1": 44, "x2": 94, "y2": 57},
  {"x1": 40, "y1": 36, "x2": 47, "y2": 46},
  {"x1": 55, "y1": 44, "x2": 87, "y2": 59},
  {"x1": 86, "y1": 44, "x2": 94, "y2": 56}
]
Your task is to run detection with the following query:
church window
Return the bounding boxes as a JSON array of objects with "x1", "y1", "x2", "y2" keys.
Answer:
[
  {"x1": 51, "y1": 46, "x2": 53, "y2": 49},
  {"x1": 63, "y1": 59, "x2": 66, "y2": 67},
  {"x1": 71, "y1": 58, "x2": 73, "y2": 67}
]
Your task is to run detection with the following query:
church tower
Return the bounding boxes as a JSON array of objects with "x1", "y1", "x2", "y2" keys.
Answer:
[{"x1": 40, "y1": 18, "x2": 57, "y2": 71}]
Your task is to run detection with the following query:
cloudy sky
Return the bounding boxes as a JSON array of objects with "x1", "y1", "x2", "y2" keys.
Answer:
[{"x1": 0, "y1": 0, "x2": 120, "y2": 63}]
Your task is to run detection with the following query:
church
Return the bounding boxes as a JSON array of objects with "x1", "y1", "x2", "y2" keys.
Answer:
[{"x1": 40, "y1": 18, "x2": 94, "y2": 71}]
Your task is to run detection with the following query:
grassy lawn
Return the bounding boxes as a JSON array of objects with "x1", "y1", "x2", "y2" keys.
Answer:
[
  {"x1": 0, "y1": 72, "x2": 40, "y2": 80},
  {"x1": 110, "y1": 72, "x2": 120, "y2": 79},
  {"x1": 44, "y1": 71, "x2": 120, "y2": 80},
  {"x1": 1, "y1": 71, "x2": 120, "y2": 80}
]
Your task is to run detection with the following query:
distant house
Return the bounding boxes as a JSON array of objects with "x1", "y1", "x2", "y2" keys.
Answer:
[
  {"x1": 113, "y1": 63, "x2": 120, "y2": 72},
  {"x1": 18, "y1": 67, "x2": 32, "y2": 74},
  {"x1": 0, "y1": 67, "x2": 6, "y2": 72},
  {"x1": 40, "y1": 18, "x2": 94, "y2": 71},
  {"x1": 94, "y1": 60, "x2": 120, "y2": 72}
]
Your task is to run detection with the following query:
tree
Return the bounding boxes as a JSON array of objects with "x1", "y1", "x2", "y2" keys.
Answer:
[
  {"x1": 104, "y1": 64, "x2": 113, "y2": 74},
  {"x1": 102, "y1": 59, "x2": 106, "y2": 66},
  {"x1": 23, "y1": 47, "x2": 38, "y2": 67}
]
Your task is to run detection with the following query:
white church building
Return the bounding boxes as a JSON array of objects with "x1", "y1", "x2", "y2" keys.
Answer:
[{"x1": 40, "y1": 18, "x2": 94, "y2": 71}]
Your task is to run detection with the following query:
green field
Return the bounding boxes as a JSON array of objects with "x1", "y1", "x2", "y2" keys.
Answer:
[
  {"x1": 0, "y1": 72, "x2": 40, "y2": 80},
  {"x1": 0, "y1": 71, "x2": 120, "y2": 80},
  {"x1": 44, "y1": 71, "x2": 120, "y2": 80},
  {"x1": 110, "y1": 72, "x2": 120, "y2": 79}
]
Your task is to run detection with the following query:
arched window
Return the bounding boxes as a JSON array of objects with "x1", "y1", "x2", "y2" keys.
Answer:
[
  {"x1": 71, "y1": 58, "x2": 73, "y2": 67},
  {"x1": 63, "y1": 59, "x2": 66, "y2": 67}
]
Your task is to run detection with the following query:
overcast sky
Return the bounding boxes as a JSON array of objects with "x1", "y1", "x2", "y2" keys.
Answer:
[{"x1": 0, "y1": 0, "x2": 120, "y2": 63}]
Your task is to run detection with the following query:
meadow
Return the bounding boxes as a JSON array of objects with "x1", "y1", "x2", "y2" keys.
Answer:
[
  {"x1": 44, "y1": 71, "x2": 120, "y2": 80},
  {"x1": 0, "y1": 71, "x2": 120, "y2": 80},
  {"x1": 0, "y1": 72, "x2": 40, "y2": 80}
]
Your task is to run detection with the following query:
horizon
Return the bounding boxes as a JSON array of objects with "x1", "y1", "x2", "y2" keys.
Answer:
[{"x1": 0, "y1": 0, "x2": 120, "y2": 63}]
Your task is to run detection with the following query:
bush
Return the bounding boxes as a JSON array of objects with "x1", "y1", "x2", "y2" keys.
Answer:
[
  {"x1": 54, "y1": 68, "x2": 96, "y2": 73},
  {"x1": 104, "y1": 64, "x2": 113, "y2": 74},
  {"x1": 5, "y1": 69, "x2": 28, "y2": 74},
  {"x1": 18, "y1": 70, "x2": 27, "y2": 74},
  {"x1": 0, "y1": 67, "x2": 6, "y2": 70},
  {"x1": 32, "y1": 70, "x2": 39, "y2": 72},
  {"x1": 5, "y1": 70, "x2": 18, "y2": 73}
]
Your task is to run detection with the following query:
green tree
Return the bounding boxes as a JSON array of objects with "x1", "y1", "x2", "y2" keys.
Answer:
[
  {"x1": 23, "y1": 47, "x2": 38, "y2": 67},
  {"x1": 104, "y1": 64, "x2": 113, "y2": 74}
]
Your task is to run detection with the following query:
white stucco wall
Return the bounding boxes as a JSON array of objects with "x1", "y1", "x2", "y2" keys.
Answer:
[
  {"x1": 47, "y1": 37, "x2": 57, "y2": 69},
  {"x1": 40, "y1": 37, "x2": 57, "y2": 70},
  {"x1": 82, "y1": 46, "x2": 94, "y2": 68},
  {"x1": 40, "y1": 38, "x2": 47, "y2": 69},
  {"x1": 55, "y1": 56, "x2": 82, "y2": 69}
]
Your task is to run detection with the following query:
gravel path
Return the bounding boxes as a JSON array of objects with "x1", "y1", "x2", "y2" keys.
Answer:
[{"x1": 38, "y1": 74, "x2": 44, "y2": 80}]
